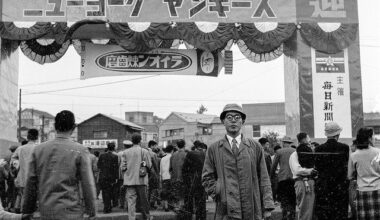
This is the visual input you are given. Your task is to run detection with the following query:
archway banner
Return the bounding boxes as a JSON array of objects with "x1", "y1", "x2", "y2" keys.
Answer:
[
  {"x1": 80, "y1": 43, "x2": 227, "y2": 79},
  {"x1": 1, "y1": 0, "x2": 357, "y2": 23}
]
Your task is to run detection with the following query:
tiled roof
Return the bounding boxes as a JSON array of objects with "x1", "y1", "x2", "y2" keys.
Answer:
[
  {"x1": 103, "y1": 114, "x2": 144, "y2": 130},
  {"x1": 172, "y1": 112, "x2": 218, "y2": 124}
]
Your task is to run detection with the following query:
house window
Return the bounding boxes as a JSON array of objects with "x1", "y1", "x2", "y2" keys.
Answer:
[
  {"x1": 165, "y1": 128, "x2": 184, "y2": 137},
  {"x1": 129, "y1": 116, "x2": 134, "y2": 122},
  {"x1": 143, "y1": 116, "x2": 147, "y2": 123},
  {"x1": 94, "y1": 130, "x2": 108, "y2": 139},
  {"x1": 142, "y1": 133, "x2": 148, "y2": 142},
  {"x1": 373, "y1": 126, "x2": 380, "y2": 135},
  {"x1": 202, "y1": 127, "x2": 212, "y2": 135},
  {"x1": 252, "y1": 125, "x2": 261, "y2": 137}
]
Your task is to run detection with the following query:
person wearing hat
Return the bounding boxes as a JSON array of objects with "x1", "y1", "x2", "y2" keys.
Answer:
[
  {"x1": 314, "y1": 121, "x2": 350, "y2": 220},
  {"x1": 270, "y1": 136, "x2": 296, "y2": 220},
  {"x1": 202, "y1": 104, "x2": 274, "y2": 220}
]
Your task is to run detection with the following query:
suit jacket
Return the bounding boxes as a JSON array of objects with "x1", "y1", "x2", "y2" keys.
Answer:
[
  {"x1": 12, "y1": 142, "x2": 37, "y2": 188},
  {"x1": 98, "y1": 151, "x2": 119, "y2": 186},
  {"x1": 121, "y1": 145, "x2": 151, "y2": 186},
  {"x1": 22, "y1": 134, "x2": 96, "y2": 220},
  {"x1": 170, "y1": 149, "x2": 187, "y2": 182},
  {"x1": 270, "y1": 147, "x2": 295, "y2": 182},
  {"x1": 202, "y1": 135, "x2": 274, "y2": 220},
  {"x1": 183, "y1": 150, "x2": 205, "y2": 189}
]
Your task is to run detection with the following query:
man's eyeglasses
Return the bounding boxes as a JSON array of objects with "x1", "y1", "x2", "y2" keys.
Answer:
[{"x1": 225, "y1": 115, "x2": 242, "y2": 121}]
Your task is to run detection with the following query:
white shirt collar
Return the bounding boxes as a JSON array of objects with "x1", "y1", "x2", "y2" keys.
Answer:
[{"x1": 226, "y1": 134, "x2": 242, "y2": 149}]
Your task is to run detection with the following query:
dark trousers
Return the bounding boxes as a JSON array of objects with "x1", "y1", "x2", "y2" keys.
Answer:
[
  {"x1": 112, "y1": 179, "x2": 123, "y2": 207},
  {"x1": 120, "y1": 185, "x2": 127, "y2": 209},
  {"x1": 277, "y1": 179, "x2": 296, "y2": 220},
  {"x1": 183, "y1": 186, "x2": 206, "y2": 220},
  {"x1": 102, "y1": 186, "x2": 113, "y2": 212}
]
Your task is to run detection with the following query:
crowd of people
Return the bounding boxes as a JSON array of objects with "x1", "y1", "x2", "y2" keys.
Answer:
[{"x1": 0, "y1": 104, "x2": 379, "y2": 220}]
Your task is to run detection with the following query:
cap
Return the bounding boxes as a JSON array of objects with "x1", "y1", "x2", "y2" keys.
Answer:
[
  {"x1": 324, "y1": 121, "x2": 342, "y2": 137},
  {"x1": 220, "y1": 103, "x2": 246, "y2": 121},
  {"x1": 282, "y1": 136, "x2": 293, "y2": 143}
]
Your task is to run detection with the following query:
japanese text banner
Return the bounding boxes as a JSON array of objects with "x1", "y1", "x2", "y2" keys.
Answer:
[
  {"x1": 311, "y1": 48, "x2": 352, "y2": 138},
  {"x1": 3, "y1": 0, "x2": 298, "y2": 22},
  {"x1": 80, "y1": 43, "x2": 225, "y2": 79}
]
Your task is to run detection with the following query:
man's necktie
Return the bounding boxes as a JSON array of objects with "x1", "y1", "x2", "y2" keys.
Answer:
[{"x1": 232, "y1": 138, "x2": 239, "y2": 157}]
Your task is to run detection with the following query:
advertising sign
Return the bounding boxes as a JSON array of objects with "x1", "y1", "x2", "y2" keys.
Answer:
[
  {"x1": 83, "y1": 139, "x2": 118, "y2": 149},
  {"x1": 80, "y1": 43, "x2": 225, "y2": 79},
  {"x1": 311, "y1": 48, "x2": 352, "y2": 138},
  {"x1": 1, "y1": 0, "x2": 297, "y2": 22}
]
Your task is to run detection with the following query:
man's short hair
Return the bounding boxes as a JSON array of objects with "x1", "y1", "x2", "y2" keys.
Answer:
[
  {"x1": 27, "y1": 128, "x2": 39, "y2": 141},
  {"x1": 258, "y1": 137, "x2": 269, "y2": 146},
  {"x1": 296, "y1": 132, "x2": 308, "y2": 143},
  {"x1": 148, "y1": 140, "x2": 157, "y2": 148},
  {"x1": 55, "y1": 110, "x2": 75, "y2": 132},
  {"x1": 21, "y1": 140, "x2": 28, "y2": 145},
  {"x1": 107, "y1": 142, "x2": 115, "y2": 151},
  {"x1": 274, "y1": 145, "x2": 282, "y2": 152},
  {"x1": 94, "y1": 151, "x2": 100, "y2": 157},
  {"x1": 131, "y1": 133, "x2": 142, "y2": 145},
  {"x1": 164, "y1": 145, "x2": 175, "y2": 153},
  {"x1": 177, "y1": 139, "x2": 185, "y2": 149}
]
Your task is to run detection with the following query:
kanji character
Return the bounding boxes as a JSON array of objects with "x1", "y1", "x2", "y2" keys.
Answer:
[
  {"x1": 322, "y1": 81, "x2": 333, "y2": 90},
  {"x1": 160, "y1": 56, "x2": 171, "y2": 68},
  {"x1": 150, "y1": 56, "x2": 160, "y2": 68},
  {"x1": 190, "y1": 0, "x2": 207, "y2": 18},
  {"x1": 325, "y1": 92, "x2": 332, "y2": 100},
  {"x1": 171, "y1": 56, "x2": 183, "y2": 68},
  {"x1": 126, "y1": 0, "x2": 144, "y2": 17},
  {"x1": 209, "y1": 0, "x2": 230, "y2": 17},
  {"x1": 252, "y1": 0, "x2": 275, "y2": 18},
  {"x1": 337, "y1": 76, "x2": 344, "y2": 84},
  {"x1": 337, "y1": 87, "x2": 344, "y2": 96},
  {"x1": 163, "y1": 0, "x2": 183, "y2": 17},
  {"x1": 46, "y1": 0, "x2": 65, "y2": 16},
  {"x1": 138, "y1": 55, "x2": 150, "y2": 67},
  {"x1": 231, "y1": 0, "x2": 252, "y2": 8},
  {"x1": 309, "y1": 0, "x2": 346, "y2": 18},
  {"x1": 323, "y1": 102, "x2": 333, "y2": 111},
  {"x1": 324, "y1": 112, "x2": 334, "y2": 121},
  {"x1": 86, "y1": 0, "x2": 106, "y2": 17}
]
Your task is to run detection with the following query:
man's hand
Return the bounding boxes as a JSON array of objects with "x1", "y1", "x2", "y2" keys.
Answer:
[{"x1": 264, "y1": 211, "x2": 272, "y2": 220}]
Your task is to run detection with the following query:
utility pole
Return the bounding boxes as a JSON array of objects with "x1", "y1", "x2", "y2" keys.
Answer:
[
  {"x1": 41, "y1": 115, "x2": 45, "y2": 142},
  {"x1": 18, "y1": 89, "x2": 21, "y2": 141}
]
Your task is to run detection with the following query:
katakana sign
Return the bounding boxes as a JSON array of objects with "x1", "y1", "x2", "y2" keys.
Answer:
[
  {"x1": 311, "y1": 48, "x2": 352, "y2": 138},
  {"x1": 1, "y1": 0, "x2": 358, "y2": 22},
  {"x1": 80, "y1": 43, "x2": 225, "y2": 79}
]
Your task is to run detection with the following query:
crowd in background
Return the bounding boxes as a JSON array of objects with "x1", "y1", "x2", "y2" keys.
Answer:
[{"x1": 0, "y1": 108, "x2": 379, "y2": 220}]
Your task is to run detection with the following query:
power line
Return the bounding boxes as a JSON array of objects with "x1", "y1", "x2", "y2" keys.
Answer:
[
  {"x1": 23, "y1": 75, "x2": 160, "y2": 95},
  {"x1": 20, "y1": 78, "x2": 80, "y2": 87}
]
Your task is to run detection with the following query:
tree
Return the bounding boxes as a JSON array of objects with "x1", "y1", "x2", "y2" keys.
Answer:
[
  {"x1": 262, "y1": 130, "x2": 281, "y2": 155},
  {"x1": 196, "y1": 105, "x2": 207, "y2": 114}
]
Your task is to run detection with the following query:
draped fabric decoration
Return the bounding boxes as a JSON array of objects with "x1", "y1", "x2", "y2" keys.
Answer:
[
  {"x1": 0, "y1": 20, "x2": 360, "y2": 64},
  {"x1": 299, "y1": 23, "x2": 358, "y2": 54},
  {"x1": 176, "y1": 22, "x2": 235, "y2": 51},
  {"x1": 20, "y1": 39, "x2": 70, "y2": 64},
  {"x1": 109, "y1": 22, "x2": 174, "y2": 52},
  {"x1": 0, "y1": 22, "x2": 52, "y2": 40},
  {"x1": 236, "y1": 23, "x2": 295, "y2": 62}
]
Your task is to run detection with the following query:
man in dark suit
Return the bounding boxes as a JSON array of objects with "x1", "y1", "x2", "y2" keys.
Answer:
[
  {"x1": 98, "y1": 142, "x2": 119, "y2": 213},
  {"x1": 314, "y1": 122, "x2": 350, "y2": 220},
  {"x1": 182, "y1": 141, "x2": 207, "y2": 220}
]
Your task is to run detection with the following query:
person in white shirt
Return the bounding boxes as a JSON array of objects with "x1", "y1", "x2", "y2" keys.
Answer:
[
  {"x1": 289, "y1": 132, "x2": 316, "y2": 220},
  {"x1": 160, "y1": 145, "x2": 174, "y2": 211}
]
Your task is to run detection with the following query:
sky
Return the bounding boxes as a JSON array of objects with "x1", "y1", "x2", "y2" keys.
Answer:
[{"x1": 18, "y1": 1, "x2": 380, "y2": 122}]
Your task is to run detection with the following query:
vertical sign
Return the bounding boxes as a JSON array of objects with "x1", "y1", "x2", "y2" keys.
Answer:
[{"x1": 311, "y1": 48, "x2": 352, "y2": 138}]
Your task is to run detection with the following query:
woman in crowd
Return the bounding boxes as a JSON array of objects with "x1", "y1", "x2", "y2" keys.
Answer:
[{"x1": 348, "y1": 127, "x2": 380, "y2": 220}]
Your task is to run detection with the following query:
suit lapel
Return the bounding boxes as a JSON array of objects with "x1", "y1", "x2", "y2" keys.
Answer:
[{"x1": 220, "y1": 135, "x2": 234, "y2": 155}]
